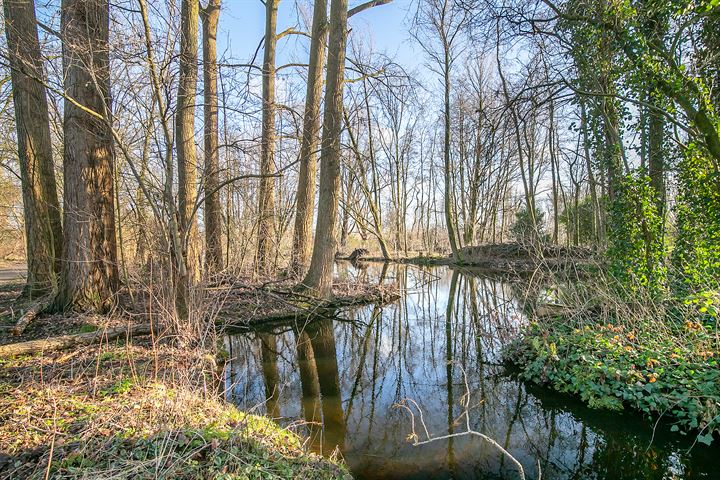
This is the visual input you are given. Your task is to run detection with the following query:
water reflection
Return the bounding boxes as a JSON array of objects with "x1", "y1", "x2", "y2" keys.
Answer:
[{"x1": 225, "y1": 264, "x2": 718, "y2": 479}]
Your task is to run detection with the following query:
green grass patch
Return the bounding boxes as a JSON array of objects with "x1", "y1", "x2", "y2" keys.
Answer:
[{"x1": 77, "y1": 323, "x2": 98, "y2": 333}]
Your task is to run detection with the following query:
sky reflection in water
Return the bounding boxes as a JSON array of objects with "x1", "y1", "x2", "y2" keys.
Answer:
[{"x1": 225, "y1": 264, "x2": 718, "y2": 479}]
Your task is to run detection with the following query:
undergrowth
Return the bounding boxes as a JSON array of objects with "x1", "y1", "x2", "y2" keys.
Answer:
[{"x1": 507, "y1": 312, "x2": 720, "y2": 446}]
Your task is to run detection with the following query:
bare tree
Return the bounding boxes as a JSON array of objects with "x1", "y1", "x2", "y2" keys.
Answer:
[
  {"x1": 290, "y1": 0, "x2": 327, "y2": 277},
  {"x1": 256, "y1": 0, "x2": 280, "y2": 274},
  {"x1": 300, "y1": 0, "x2": 349, "y2": 298},
  {"x1": 413, "y1": 0, "x2": 474, "y2": 261},
  {"x1": 175, "y1": 0, "x2": 200, "y2": 316}
]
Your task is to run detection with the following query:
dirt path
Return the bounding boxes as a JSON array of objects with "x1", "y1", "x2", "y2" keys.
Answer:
[{"x1": 0, "y1": 263, "x2": 25, "y2": 283}]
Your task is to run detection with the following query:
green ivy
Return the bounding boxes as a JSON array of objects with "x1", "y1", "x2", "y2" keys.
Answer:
[
  {"x1": 672, "y1": 144, "x2": 720, "y2": 295},
  {"x1": 507, "y1": 320, "x2": 720, "y2": 445},
  {"x1": 608, "y1": 171, "x2": 667, "y2": 297}
]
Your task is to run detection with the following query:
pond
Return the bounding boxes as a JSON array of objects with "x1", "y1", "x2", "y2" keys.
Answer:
[{"x1": 224, "y1": 264, "x2": 718, "y2": 479}]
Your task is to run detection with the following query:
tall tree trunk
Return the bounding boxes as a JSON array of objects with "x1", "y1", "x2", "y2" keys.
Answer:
[
  {"x1": 648, "y1": 105, "x2": 665, "y2": 213},
  {"x1": 601, "y1": 95, "x2": 623, "y2": 202},
  {"x1": 57, "y1": 0, "x2": 119, "y2": 312},
  {"x1": 580, "y1": 99, "x2": 602, "y2": 243},
  {"x1": 291, "y1": 0, "x2": 327, "y2": 276},
  {"x1": 464, "y1": 107, "x2": 483, "y2": 245},
  {"x1": 256, "y1": 0, "x2": 279, "y2": 274},
  {"x1": 4, "y1": 0, "x2": 63, "y2": 298},
  {"x1": 202, "y1": 0, "x2": 223, "y2": 274},
  {"x1": 443, "y1": 45, "x2": 461, "y2": 260},
  {"x1": 549, "y1": 100, "x2": 560, "y2": 244},
  {"x1": 300, "y1": 0, "x2": 348, "y2": 299},
  {"x1": 175, "y1": 0, "x2": 200, "y2": 316},
  {"x1": 645, "y1": 10, "x2": 667, "y2": 222}
]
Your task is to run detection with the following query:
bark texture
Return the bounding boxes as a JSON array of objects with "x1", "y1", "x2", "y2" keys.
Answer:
[
  {"x1": 290, "y1": 0, "x2": 328, "y2": 276},
  {"x1": 4, "y1": 0, "x2": 63, "y2": 297},
  {"x1": 202, "y1": 0, "x2": 223, "y2": 273},
  {"x1": 57, "y1": 0, "x2": 119, "y2": 312},
  {"x1": 300, "y1": 0, "x2": 349, "y2": 299},
  {"x1": 256, "y1": 0, "x2": 279, "y2": 273},
  {"x1": 175, "y1": 0, "x2": 200, "y2": 315},
  {"x1": 0, "y1": 324, "x2": 151, "y2": 357}
]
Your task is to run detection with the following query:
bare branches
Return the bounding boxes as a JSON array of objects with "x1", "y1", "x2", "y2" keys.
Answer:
[{"x1": 395, "y1": 364, "x2": 530, "y2": 480}]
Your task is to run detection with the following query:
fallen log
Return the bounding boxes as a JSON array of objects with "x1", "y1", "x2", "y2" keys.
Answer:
[
  {"x1": 11, "y1": 297, "x2": 52, "y2": 336},
  {"x1": 0, "y1": 323, "x2": 152, "y2": 358}
]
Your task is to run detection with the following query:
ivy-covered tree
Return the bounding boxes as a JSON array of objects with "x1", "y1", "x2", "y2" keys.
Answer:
[{"x1": 608, "y1": 171, "x2": 667, "y2": 296}]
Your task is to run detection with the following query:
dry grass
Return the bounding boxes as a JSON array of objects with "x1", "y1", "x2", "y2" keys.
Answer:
[
  {"x1": 0, "y1": 268, "x2": 362, "y2": 480},
  {"x1": 0, "y1": 337, "x2": 348, "y2": 480}
]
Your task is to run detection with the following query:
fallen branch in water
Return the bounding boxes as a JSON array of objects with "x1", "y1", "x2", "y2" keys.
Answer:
[
  {"x1": 218, "y1": 282, "x2": 399, "y2": 331},
  {"x1": 394, "y1": 364, "x2": 533, "y2": 480}
]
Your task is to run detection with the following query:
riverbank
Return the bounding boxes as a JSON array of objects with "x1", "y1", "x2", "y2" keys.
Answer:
[
  {"x1": 0, "y1": 277, "x2": 356, "y2": 479},
  {"x1": 0, "y1": 348, "x2": 349, "y2": 479},
  {"x1": 506, "y1": 312, "x2": 720, "y2": 446}
]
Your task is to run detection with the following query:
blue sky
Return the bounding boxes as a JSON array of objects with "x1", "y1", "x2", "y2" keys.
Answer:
[{"x1": 216, "y1": 0, "x2": 422, "y2": 70}]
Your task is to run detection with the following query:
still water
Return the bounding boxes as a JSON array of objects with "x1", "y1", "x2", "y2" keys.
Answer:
[{"x1": 225, "y1": 264, "x2": 718, "y2": 479}]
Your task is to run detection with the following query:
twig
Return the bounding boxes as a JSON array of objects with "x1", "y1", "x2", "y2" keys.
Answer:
[
  {"x1": 395, "y1": 364, "x2": 527, "y2": 480},
  {"x1": 43, "y1": 398, "x2": 57, "y2": 480}
]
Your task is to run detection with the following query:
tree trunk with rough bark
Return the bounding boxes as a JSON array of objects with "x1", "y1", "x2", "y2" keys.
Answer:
[
  {"x1": 300, "y1": 0, "x2": 349, "y2": 299},
  {"x1": 290, "y1": 0, "x2": 327, "y2": 277},
  {"x1": 175, "y1": 0, "x2": 200, "y2": 316},
  {"x1": 56, "y1": 0, "x2": 119, "y2": 312},
  {"x1": 256, "y1": 0, "x2": 279, "y2": 274},
  {"x1": 202, "y1": 0, "x2": 223, "y2": 274},
  {"x1": 3, "y1": 0, "x2": 63, "y2": 298}
]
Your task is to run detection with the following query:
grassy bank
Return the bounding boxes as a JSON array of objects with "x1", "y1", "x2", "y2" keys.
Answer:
[
  {"x1": 506, "y1": 312, "x2": 720, "y2": 445},
  {"x1": 0, "y1": 343, "x2": 349, "y2": 479},
  {"x1": 0, "y1": 280, "x2": 349, "y2": 480}
]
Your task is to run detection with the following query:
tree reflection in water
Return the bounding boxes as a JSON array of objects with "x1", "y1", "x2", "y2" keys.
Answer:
[{"x1": 225, "y1": 264, "x2": 718, "y2": 480}]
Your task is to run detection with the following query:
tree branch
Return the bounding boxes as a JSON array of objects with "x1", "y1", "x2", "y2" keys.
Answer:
[{"x1": 348, "y1": 0, "x2": 393, "y2": 18}]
